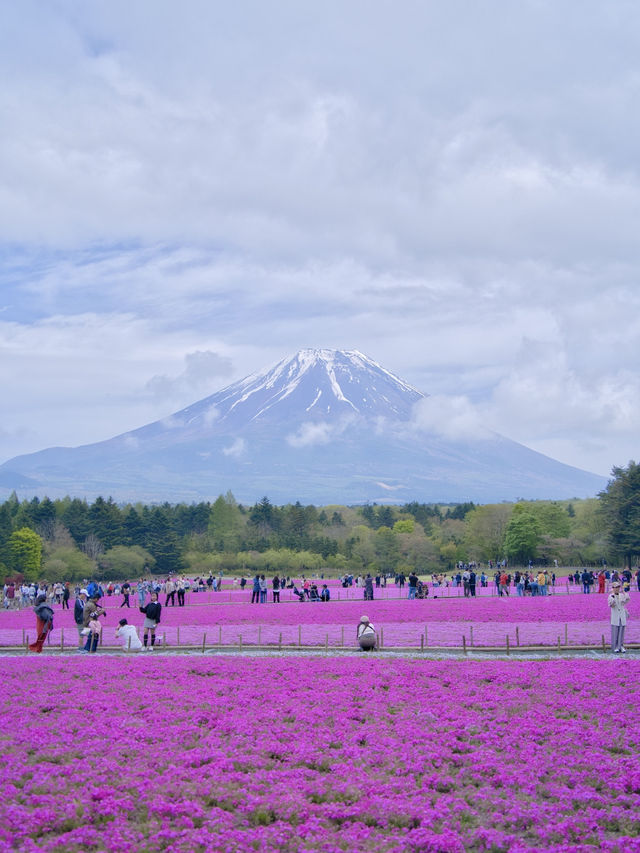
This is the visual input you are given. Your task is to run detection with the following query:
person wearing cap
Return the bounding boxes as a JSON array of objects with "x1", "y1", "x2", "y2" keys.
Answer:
[
  {"x1": 74, "y1": 589, "x2": 88, "y2": 650},
  {"x1": 357, "y1": 615, "x2": 378, "y2": 651},
  {"x1": 608, "y1": 581, "x2": 630, "y2": 653}
]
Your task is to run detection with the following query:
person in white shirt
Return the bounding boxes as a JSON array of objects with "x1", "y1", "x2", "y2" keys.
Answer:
[
  {"x1": 608, "y1": 581, "x2": 630, "y2": 653},
  {"x1": 357, "y1": 615, "x2": 378, "y2": 651},
  {"x1": 116, "y1": 619, "x2": 143, "y2": 651}
]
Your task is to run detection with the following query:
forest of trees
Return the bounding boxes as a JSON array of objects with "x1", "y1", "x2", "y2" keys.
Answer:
[{"x1": 2, "y1": 462, "x2": 638, "y2": 582}]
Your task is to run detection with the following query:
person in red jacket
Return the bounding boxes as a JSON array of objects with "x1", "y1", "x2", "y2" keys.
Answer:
[{"x1": 29, "y1": 595, "x2": 54, "y2": 653}]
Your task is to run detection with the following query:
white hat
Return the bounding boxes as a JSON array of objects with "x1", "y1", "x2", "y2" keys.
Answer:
[
  {"x1": 360, "y1": 615, "x2": 369, "y2": 623},
  {"x1": 80, "y1": 588, "x2": 89, "y2": 596}
]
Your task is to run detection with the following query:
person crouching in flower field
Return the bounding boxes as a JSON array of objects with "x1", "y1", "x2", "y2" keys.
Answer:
[
  {"x1": 116, "y1": 618, "x2": 143, "y2": 651},
  {"x1": 609, "y1": 580, "x2": 630, "y2": 654},
  {"x1": 140, "y1": 592, "x2": 161, "y2": 650},
  {"x1": 29, "y1": 594, "x2": 54, "y2": 653},
  {"x1": 357, "y1": 615, "x2": 378, "y2": 651}
]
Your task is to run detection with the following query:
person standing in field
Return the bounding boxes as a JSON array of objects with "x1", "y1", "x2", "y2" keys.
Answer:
[
  {"x1": 251, "y1": 575, "x2": 260, "y2": 603},
  {"x1": 468, "y1": 569, "x2": 477, "y2": 597},
  {"x1": 74, "y1": 589, "x2": 88, "y2": 650},
  {"x1": 82, "y1": 594, "x2": 107, "y2": 653},
  {"x1": 120, "y1": 581, "x2": 131, "y2": 608},
  {"x1": 609, "y1": 581, "x2": 629, "y2": 653},
  {"x1": 499, "y1": 571, "x2": 510, "y2": 597},
  {"x1": 140, "y1": 592, "x2": 162, "y2": 650},
  {"x1": 407, "y1": 571, "x2": 418, "y2": 600},
  {"x1": 28, "y1": 594, "x2": 54, "y2": 653},
  {"x1": 272, "y1": 575, "x2": 281, "y2": 603},
  {"x1": 165, "y1": 578, "x2": 176, "y2": 606},
  {"x1": 176, "y1": 577, "x2": 185, "y2": 606},
  {"x1": 258, "y1": 575, "x2": 267, "y2": 603}
]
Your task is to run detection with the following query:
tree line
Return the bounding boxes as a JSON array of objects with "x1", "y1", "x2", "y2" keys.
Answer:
[{"x1": 1, "y1": 462, "x2": 638, "y2": 582}]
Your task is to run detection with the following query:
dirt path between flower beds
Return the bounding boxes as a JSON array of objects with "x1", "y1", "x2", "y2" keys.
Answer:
[{"x1": 1, "y1": 645, "x2": 638, "y2": 660}]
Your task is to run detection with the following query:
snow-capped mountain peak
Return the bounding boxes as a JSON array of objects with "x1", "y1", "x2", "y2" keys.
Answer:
[{"x1": 179, "y1": 348, "x2": 425, "y2": 428}]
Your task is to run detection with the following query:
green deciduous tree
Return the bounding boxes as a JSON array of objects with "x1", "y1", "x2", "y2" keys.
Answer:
[
  {"x1": 43, "y1": 546, "x2": 94, "y2": 581},
  {"x1": 599, "y1": 461, "x2": 640, "y2": 568},
  {"x1": 7, "y1": 527, "x2": 43, "y2": 581},
  {"x1": 99, "y1": 545, "x2": 155, "y2": 580},
  {"x1": 503, "y1": 512, "x2": 542, "y2": 565}
]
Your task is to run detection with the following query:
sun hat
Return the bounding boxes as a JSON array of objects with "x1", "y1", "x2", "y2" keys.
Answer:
[
  {"x1": 360, "y1": 615, "x2": 369, "y2": 623},
  {"x1": 80, "y1": 588, "x2": 88, "y2": 596},
  {"x1": 611, "y1": 581, "x2": 621, "y2": 587}
]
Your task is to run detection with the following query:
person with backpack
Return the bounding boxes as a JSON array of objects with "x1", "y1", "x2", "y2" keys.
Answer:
[{"x1": 29, "y1": 594, "x2": 54, "y2": 653}]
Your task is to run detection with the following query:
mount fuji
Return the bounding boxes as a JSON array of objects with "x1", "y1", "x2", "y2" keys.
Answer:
[{"x1": 0, "y1": 349, "x2": 606, "y2": 504}]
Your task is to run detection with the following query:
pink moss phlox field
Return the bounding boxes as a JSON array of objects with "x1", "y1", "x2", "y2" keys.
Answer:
[
  {"x1": 1, "y1": 591, "x2": 637, "y2": 647},
  {"x1": 1, "y1": 658, "x2": 640, "y2": 852}
]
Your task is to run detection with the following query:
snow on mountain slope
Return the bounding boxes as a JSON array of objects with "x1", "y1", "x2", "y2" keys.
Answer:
[{"x1": 0, "y1": 349, "x2": 608, "y2": 503}]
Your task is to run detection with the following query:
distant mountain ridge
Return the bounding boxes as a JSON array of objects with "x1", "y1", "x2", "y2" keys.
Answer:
[{"x1": 0, "y1": 348, "x2": 607, "y2": 504}]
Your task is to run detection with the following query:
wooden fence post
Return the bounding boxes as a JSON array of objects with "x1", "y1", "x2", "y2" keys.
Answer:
[
  {"x1": 564, "y1": 623, "x2": 568, "y2": 646},
  {"x1": 557, "y1": 636, "x2": 561, "y2": 653},
  {"x1": 202, "y1": 632, "x2": 207, "y2": 653},
  {"x1": 278, "y1": 632, "x2": 282, "y2": 651},
  {"x1": 470, "y1": 626, "x2": 474, "y2": 647},
  {"x1": 298, "y1": 625, "x2": 301, "y2": 647},
  {"x1": 601, "y1": 634, "x2": 606, "y2": 653},
  {"x1": 506, "y1": 635, "x2": 510, "y2": 656},
  {"x1": 380, "y1": 626, "x2": 384, "y2": 649},
  {"x1": 325, "y1": 633, "x2": 328, "y2": 652},
  {"x1": 177, "y1": 626, "x2": 180, "y2": 647},
  {"x1": 239, "y1": 634, "x2": 243, "y2": 651},
  {"x1": 219, "y1": 625, "x2": 222, "y2": 646},
  {"x1": 462, "y1": 635, "x2": 467, "y2": 656},
  {"x1": 341, "y1": 627, "x2": 344, "y2": 647},
  {"x1": 515, "y1": 626, "x2": 520, "y2": 647},
  {"x1": 420, "y1": 634, "x2": 424, "y2": 652},
  {"x1": 258, "y1": 626, "x2": 262, "y2": 646},
  {"x1": 425, "y1": 625, "x2": 428, "y2": 647}
]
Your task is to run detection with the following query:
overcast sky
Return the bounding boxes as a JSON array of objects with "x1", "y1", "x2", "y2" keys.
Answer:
[{"x1": 1, "y1": 0, "x2": 639, "y2": 478}]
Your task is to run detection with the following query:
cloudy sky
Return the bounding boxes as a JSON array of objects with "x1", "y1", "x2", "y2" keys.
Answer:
[{"x1": 1, "y1": 0, "x2": 639, "y2": 478}]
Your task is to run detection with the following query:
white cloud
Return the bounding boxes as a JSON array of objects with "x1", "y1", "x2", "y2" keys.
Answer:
[
  {"x1": 287, "y1": 422, "x2": 333, "y2": 448},
  {"x1": 145, "y1": 351, "x2": 233, "y2": 401},
  {"x1": 1, "y1": 2, "x2": 640, "y2": 480},
  {"x1": 411, "y1": 396, "x2": 492, "y2": 442},
  {"x1": 222, "y1": 438, "x2": 246, "y2": 458}
]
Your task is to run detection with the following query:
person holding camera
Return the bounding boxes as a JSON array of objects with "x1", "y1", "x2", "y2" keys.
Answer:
[{"x1": 608, "y1": 580, "x2": 630, "y2": 653}]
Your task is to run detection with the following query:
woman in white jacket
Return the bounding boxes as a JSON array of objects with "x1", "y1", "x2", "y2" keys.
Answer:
[{"x1": 608, "y1": 580, "x2": 630, "y2": 653}]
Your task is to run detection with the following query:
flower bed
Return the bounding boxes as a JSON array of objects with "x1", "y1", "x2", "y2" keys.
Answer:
[
  {"x1": 1, "y1": 657, "x2": 639, "y2": 852},
  {"x1": 1, "y1": 591, "x2": 638, "y2": 648}
]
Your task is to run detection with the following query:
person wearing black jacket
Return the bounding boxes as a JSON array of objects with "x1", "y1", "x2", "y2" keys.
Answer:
[
  {"x1": 74, "y1": 589, "x2": 88, "y2": 649},
  {"x1": 140, "y1": 592, "x2": 162, "y2": 650}
]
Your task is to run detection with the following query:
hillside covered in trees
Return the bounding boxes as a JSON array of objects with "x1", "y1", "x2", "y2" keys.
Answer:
[{"x1": 2, "y1": 471, "x2": 634, "y2": 582}]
